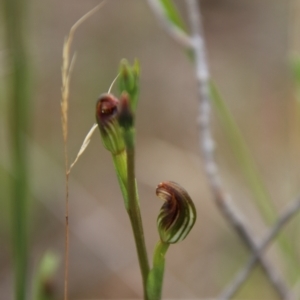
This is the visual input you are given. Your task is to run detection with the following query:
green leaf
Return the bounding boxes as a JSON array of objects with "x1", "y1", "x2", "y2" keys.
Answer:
[{"x1": 158, "y1": 0, "x2": 187, "y2": 32}]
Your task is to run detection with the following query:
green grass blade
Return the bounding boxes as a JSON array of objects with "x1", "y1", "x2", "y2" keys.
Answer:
[
  {"x1": 291, "y1": 56, "x2": 300, "y2": 93},
  {"x1": 156, "y1": 0, "x2": 299, "y2": 283},
  {"x1": 210, "y1": 82, "x2": 300, "y2": 282},
  {"x1": 291, "y1": 56, "x2": 300, "y2": 143},
  {"x1": 156, "y1": 0, "x2": 300, "y2": 282},
  {"x1": 2, "y1": 0, "x2": 31, "y2": 299},
  {"x1": 209, "y1": 83, "x2": 277, "y2": 224},
  {"x1": 158, "y1": 0, "x2": 187, "y2": 31}
]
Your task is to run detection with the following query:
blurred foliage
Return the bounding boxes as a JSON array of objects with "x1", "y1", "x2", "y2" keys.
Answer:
[
  {"x1": 160, "y1": 0, "x2": 300, "y2": 284},
  {"x1": 32, "y1": 252, "x2": 60, "y2": 300},
  {"x1": 2, "y1": 0, "x2": 32, "y2": 298},
  {"x1": 0, "y1": 0, "x2": 298, "y2": 299},
  {"x1": 291, "y1": 56, "x2": 300, "y2": 104},
  {"x1": 210, "y1": 83, "x2": 277, "y2": 223},
  {"x1": 159, "y1": 0, "x2": 187, "y2": 31}
]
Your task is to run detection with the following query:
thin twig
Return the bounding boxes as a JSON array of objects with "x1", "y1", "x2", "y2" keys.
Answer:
[
  {"x1": 220, "y1": 196, "x2": 300, "y2": 300},
  {"x1": 185, "y1": 0, "x2": 290, "y2": 298},
  {"x1": 108, "y1": 73, "x2": 120, "y2": 94},
  {"x1": 146, "y1": 0, "x2": 192, "y2": 48},
  {"x1": 60, "y1": 3, "x2": 105, "y2": 300}
]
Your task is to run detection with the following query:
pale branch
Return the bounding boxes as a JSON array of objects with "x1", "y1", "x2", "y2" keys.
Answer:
[
  {"x1": 185, "y1": 0, "x2": 290, "y2": 298},
  {"x1": 147, "y1": 0, "x2": 291, "y2": 297},
  {"x1": 220, "y1": 195, "x2": 300, "y2": 300},
  {"x1": 146, "y1": 0, "x2": 192, "y2": 48}
]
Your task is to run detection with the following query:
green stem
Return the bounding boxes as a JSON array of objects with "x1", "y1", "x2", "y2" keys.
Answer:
[
  {"x1": 147, "y1": 240, "x2": 170, "y2": 300},
  {"x1": 112, "y1": 150, "x2": 128, "y2": 207},
  {"x1": 124, "y1": 129, "x2": 150, "y2": 299},
  {"x1": 2, "y1": 0, "x2": 31, "y2": 300}
]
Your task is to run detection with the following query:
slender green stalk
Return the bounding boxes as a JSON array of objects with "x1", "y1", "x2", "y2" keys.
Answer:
[
  {"x1": 124, "y1": 129, "x2": 150, "y2": 299},
  {"x1": 112, "y1": 92, "x2": 150, "y2": 297},
  {"x1": 147, "y1": 241, "x2": 169, "y2": 300},
  {"x1": 112, "y1": 150, "x2": 128, "y2": 207},
  {"x1": 2, "y1": 0, "x2": 31, "y2": 299},
  {"x1": 97, "y1": 63, "x2": 150, "y2": 298}
]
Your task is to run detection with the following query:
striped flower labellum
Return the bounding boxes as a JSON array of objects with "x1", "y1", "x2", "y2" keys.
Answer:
[
  {"x1": 156, "y1": 181, "x2": 196, "y2": 244},
  {"x1": 95, "y1": 93, "x2": 125, "y2": 155}
]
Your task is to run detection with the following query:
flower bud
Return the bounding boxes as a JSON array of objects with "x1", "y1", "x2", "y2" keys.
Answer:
[
  {"x1": 156, "y1": 181, "x2": 196, "y2": 244},
  {"x1": 95, "y1": 93, "x2": 125, "y2": 155},
  {"x1": 117, "y1": 92, "x2": 135, "y2": 150},
  {"x1": 119, "y1": 59, "x2": 140, "y2": 112},
  {"x1": 118, "y1": 92, "x2": 134, "y2": 130}
]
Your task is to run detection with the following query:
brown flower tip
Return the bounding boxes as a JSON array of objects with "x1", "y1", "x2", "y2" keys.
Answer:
[
  {"x1": 96, "y1": 93, "x2": 119, "y2": 126},
  {"x1": 95, "y1": 93, "x2": 125, "y2": 155}
]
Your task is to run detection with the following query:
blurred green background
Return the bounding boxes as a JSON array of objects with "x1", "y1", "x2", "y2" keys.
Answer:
[{"x1": 1, "y1": 0, "x2": 299, "y2": 299}]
